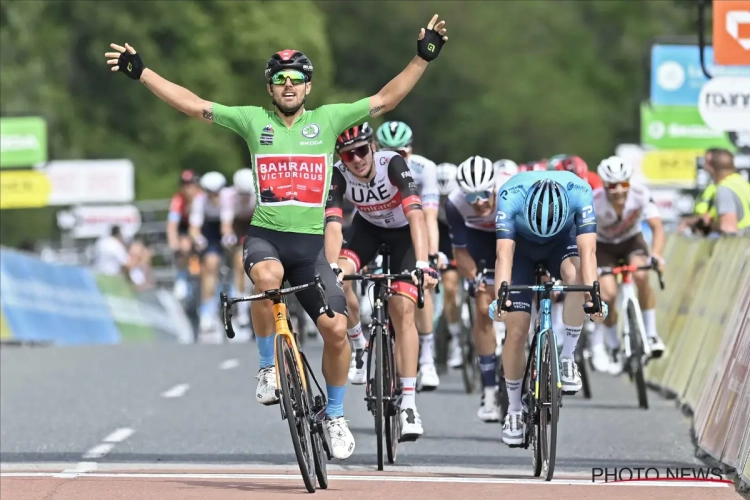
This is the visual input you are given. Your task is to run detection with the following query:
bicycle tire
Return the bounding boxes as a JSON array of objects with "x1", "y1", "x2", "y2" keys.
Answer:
[
  {"x1": 303, "y1": 359, "x2": 328, "y2": 490},
  {"x1": 528, "y1": 348, "x2": 543, "y2": 478},
  {"x1": 576, "y1": 340, "x2": 592, "y2": 399},
  {"x1": 384, "y1": 326, "x2": 400, "y2": 463},
  {"x1": 373, "y1": 323, "x2": 386, "y2": 471},
  {"x1": 497, "y1": 362, "x2": 510, "y2": 422},
  {"x1": 541, "y1": 332, "x2": 560, "y2": 481},
  {"x1": 434, "y1": 315, "x2": 449, "y2": 371},
  {"x1": 627, "y1": 301, "x2": 649, "y2": 410},
  {"x1": 276, "y1": 334, "x2": 316, "y2": 492},
  {"x1": 461, "y1": 297, "x2": 480, "y2": 394}
]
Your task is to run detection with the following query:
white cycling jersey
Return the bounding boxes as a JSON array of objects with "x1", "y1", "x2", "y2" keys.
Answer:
[
  {"x1": 224, "y1": 186, "x2": 257, "y2": 220},
  {"x1": 444, "y1": 175, "x2": 511, "y2": 234},
  {"x1": 593, "y1": 183, "x2": 660, "y2": 244},
  {"x1": 407, "y1": 154, "x2": 440, "y2": 210},
  {"x1": 189, "y1": 189, "x2": 233, "y2": 226},
  {"x1": 327, "y1": 151, "x2": 422, "y2": 229}
]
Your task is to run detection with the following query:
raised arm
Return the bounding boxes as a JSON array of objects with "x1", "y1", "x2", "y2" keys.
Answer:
[
  {"x1": 368, "y1": 15, "x2": 448, "y2": 117},
  {"x1": 106, "y1": 43, "x2": 213, "y2": 122}
]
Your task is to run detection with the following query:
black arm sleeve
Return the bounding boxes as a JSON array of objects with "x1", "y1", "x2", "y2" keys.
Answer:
[
  {"x1": 387, "y1": 155, "x2": 422, "y2": 214},
  {"x1": 325, "y1": 167, "x2": 347, "y2": 224}
]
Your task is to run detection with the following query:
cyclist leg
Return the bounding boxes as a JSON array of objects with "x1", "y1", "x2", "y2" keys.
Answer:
[
  {"x1": 416, "y1": 283, "x2": 439, "y2": 390},
  {"x1": 439, "y1": 220, "x2": 463, "y2": 368},
  {"x1": 233, "y1": 220, "x2": 252, "y2": 328},
  {"x1": 594, "y1": 241, "x2": 623, "y2": 374},
  {"x1": 500, "y1": 238, "x2": 536, "y2": 445},
  {"x1": 628, "y1": 234, "x2": 665, "y2": 357},
  {"x1": 383, "y1": 229, "x2": 424, "y2": 436},
  {"x1": 338, "y1": 220, "x2": 379, "y2": 385},
  {"x1": 173, "y1": 225, "x2": 192, "y2": 299},
  {"x1": 548, "y1": 230, "x2": 585, "y2": 394},
  {"x1": 244, "y1": 232, "x2": 285, "y2": 405},
  {"x1": 285, "y1": 237, "x2": 353, "y2": 460},
  {"x1": 199, "y1": 221, "x2": 223, "y2": 333},
  {"x1": 466, "y1": 229, "x2": 500, "y2": 422}
]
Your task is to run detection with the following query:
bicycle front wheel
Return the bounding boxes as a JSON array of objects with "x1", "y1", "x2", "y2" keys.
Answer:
[
  {"x1": 384, "y1": 326, "x2": 400, "y2": 463},
  {"x1": 373, "y1": 324, "x2": 386, "y2": 471},
  {"x1": 539, "y1": 332, "x2": 560, "y2": 481},
  {"x1": 626, "y1": 301, "x2": 649, "y2": 410},
  {"x1": 276, "y1": 334, "x2": 316, "y2": 492}
]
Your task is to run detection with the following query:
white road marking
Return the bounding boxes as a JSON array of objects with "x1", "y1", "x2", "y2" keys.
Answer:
[
  {"x1": 161, "y1": 384, "x2": 190, "y2": 398},
  {"x1": 103, "y1": 428, "x2": 135, "y2": 443},
  {"x1": 81, "y1": 444, "x2": 114, "y2": 459},
  {"x1": 0, "y1": 472, "x2": 730, "y2": 488},
  {"x1": 54, "y1": 462, "x2": 98, "y2": 478},
  {"x1": 219, "y1": 359, "x2": 239, "y2": 370}
]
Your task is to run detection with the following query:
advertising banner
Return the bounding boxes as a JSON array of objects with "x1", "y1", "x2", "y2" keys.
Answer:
[
  {"x1": 0, "y1": 117, "x2": 48, "y2": 169},
  {"x1": 0, "y1": 159, "x2": 134, "y2": 210},
  {"x1": 58, "y1": 204, "x2": 142, "y2": 239},
  {"x1": 136, "y1": 288, "x2": 193, "y2": 343},
  {"x1": 0, "y1": 248, "x2": 120, "y2": 344},
  {"x1": 713, "y1": 0, "x2": 750, "y2": 66},
  {"x1": 640, "y1": 103, "x2": 734, "y2": 150},
  {"x1": 640, "y1": 149, "x2": 704, "y2": 186},
  {"x1": 697, "y1": 76, "x2": 750, "y2": 132},
  {"x1": 650, "y1": 44, "x2": 750, "y2": 106},
  {"x1": 95, "y1": 273, "x2": 155, "y2": 342}
]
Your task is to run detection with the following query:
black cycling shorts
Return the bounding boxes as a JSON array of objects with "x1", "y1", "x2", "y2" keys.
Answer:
[
  {"x1": 437, "y1": 219, "x2": 456, "y2": 270},
  {"x1": 242, "y1": 226, "x2": 347, "y2": 321},
  {"x1": 340, "y1": 213, "x2": 418, "y2": 301}
]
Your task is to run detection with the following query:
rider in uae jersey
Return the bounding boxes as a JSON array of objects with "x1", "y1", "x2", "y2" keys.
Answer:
[
  {"x1": 593, "y1": 183, "x2": 660, "y2": 244},
  {"x1": 211, "y1": 98, "x2": 371, "y2": 234},
  {"x1": 407, "y1": 154, "x2": 440, "y2": 210},
  {"x1": 326, "y1": 151, "x2": 422, "y2": 228},
  {"x1": 224, "y1": 185, "x2": 258, "y2": 221},
  {"x1": 495, "y1": 170, "x2": 597, "y2": 244}
]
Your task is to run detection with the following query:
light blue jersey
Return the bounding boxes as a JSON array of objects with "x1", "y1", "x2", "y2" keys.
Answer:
[{"x1": 495, "y1": 170, "x2": 597, "y2": 244}]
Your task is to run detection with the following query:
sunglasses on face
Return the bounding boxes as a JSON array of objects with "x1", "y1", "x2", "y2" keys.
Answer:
[
  {"x1": 606, "y1": 181, "x2": 630, "y2": 191},
  {"x1": 270, "y1": 69, "x2": 308, "y2": 86},
  {"x1": 464, "y1": 191, "x2": 492, "y2": 203},
  {"x1": 339, "y1": 144, "x2": 372, "y2": 163}
]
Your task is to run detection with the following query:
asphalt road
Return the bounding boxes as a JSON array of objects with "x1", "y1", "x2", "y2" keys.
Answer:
[{"x1": 0, "y1": 338, "x2": 702, "y2": 474}]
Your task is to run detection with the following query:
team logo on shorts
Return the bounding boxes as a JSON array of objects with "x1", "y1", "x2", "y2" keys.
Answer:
[{"x1": 301, "y1": 124, "x2": 320, "y2": 138}]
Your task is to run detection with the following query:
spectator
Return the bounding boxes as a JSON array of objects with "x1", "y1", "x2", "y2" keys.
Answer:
[
  {"x1": 711, "y1": 149, "x2": 750, "y2": 235},
  {"x1": 128, "y1": 238, "x2": 155, "y2": 291},
  {"x1": 679, "y1": 148, "x2": 720, "y2": 236},
  {"x1": 93, "y1": 225, "x2": 131, "y2": 276}
]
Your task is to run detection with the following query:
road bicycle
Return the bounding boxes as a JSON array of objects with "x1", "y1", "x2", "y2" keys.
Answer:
[
  {"x1": 598, "y1": 260, "x2": 664, "y2": 410},
  {"x1": 342, "y1": 244, "x2": 425, "y2": 471},
  {"x1": 496, "y1": 266, "x2": 602, "y2": 481},
  {"x1": 220, "y1": 275, "x2": 333, "y2": 493}
]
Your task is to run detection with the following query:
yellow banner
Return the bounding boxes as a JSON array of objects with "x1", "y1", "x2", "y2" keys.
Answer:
[
  {"x1": 641, "y1": 149, "x2": 703, "y2": 185},
  {"x1": 0, "y1": 170, "x2": 52, "y2": 209}
]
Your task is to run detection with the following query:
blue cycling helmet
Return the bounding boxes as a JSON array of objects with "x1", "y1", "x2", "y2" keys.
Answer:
[{"x1": 523, "y1": 179, "x2": 570, "y2": 237}]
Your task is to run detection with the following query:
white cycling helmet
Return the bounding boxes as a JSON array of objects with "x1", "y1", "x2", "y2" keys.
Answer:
[
  {"x1": 232, "y1": 168, "x2": 254, "y2": 194},
  {"x1": 494, "y1": 159, "x2": 519, "y2": 177},
  {"x1": 200, "y1": 171, "x2": 227, "y2": 193},
  {"x1": 597, "y1": 156, "x2": 633, "y2": 184},
  {"x1": 436, "y1": 162, "x2": 459, "y2": 195},
  {"x1": 457, "y1": 156, "x2": 495, "y2": 193}
]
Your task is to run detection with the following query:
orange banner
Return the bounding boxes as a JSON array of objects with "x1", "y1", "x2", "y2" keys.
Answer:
[{"x1": 713, "y1": 0, "x2": 750, "y2": 65}]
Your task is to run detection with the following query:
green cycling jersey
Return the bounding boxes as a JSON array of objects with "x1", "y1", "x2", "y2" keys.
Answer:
[{"x1": 212, "y1": 98, "x2": 370, "y2": 234}]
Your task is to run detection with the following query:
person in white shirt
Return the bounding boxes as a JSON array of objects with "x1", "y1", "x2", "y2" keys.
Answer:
[{"x1": 94, "y1": 226, "x2": 131, "y2": 276}]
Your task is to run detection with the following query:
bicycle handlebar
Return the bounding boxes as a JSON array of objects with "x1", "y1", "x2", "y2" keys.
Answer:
[
  {"x1": 598, "y1": 260, "x2": 665, "y2": 291},
  {"x1": 219, "y1": 274, "x2": 334, "y2": 339},
  {"x1": 343, "y1": 269, "x2": 425, "y2": 309},
  {"x1": 496, "y1": 280, "x2": 603, "y2": 315}
]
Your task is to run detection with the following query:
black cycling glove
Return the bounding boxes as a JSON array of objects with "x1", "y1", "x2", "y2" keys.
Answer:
[
  {"x1": 417, "y1": 29, "x2": 446, "y2": 62},
  {"x1": 118, "y1": 50, "x2": 145, "y2": 80}
]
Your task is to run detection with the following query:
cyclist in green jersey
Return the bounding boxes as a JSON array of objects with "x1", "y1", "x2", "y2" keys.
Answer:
[{"x1": 105, "y1": 14, "x2": 449, "y2": 461}]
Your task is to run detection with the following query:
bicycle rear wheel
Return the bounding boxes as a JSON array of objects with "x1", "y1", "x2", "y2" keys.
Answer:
[
  {"x1": 575, "y1": 337, "x2": 592, "y2": 399},
  {"x1": 626, "y1": 301, "x2": 649, "y2": 410},
  {"x1": 497, "y1": 361, "x2": 510, "y2": 422},
  {"x1": 276, "y1": 334, "x2": 316, "y2": 492},
  {"x1": 461, "y1": 297, "x2": 480, "y2": 394},
  {"x1": 540, "y1": 332, "x2": 560, "y2": 481},
  {"x1": 384, "y1": 326, "x2": 400, "y2": 463}
]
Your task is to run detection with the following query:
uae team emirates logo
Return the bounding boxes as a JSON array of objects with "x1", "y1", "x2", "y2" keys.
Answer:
[{"x1": 254, "y1": 154, "x2": 327, "y2": 206}]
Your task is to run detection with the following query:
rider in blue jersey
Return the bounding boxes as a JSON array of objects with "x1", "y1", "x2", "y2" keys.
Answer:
[{"x1": 489, "y1": 170, "x2": 607, "y2": 446}]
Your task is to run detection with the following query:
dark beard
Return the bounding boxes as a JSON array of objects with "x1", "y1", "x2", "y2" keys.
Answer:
[{"x1": 273, "y1": 95, "x2": 305, "y2": 116}]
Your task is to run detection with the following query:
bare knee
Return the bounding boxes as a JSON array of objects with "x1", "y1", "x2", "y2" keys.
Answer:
[
  {"x1": 317, "y1": 313, "x2": 348, "y2": 347},
  {"x1": 249, "y1": 260, "x2": 284, "y2": 291},
  {"x1": 504, "y1": 312, "x2": 531, "y2": 346},
  {"x1": 389, "y1": 296, "x2": 415, "y2": 333},
  {"x1": 560, "y1": 257, "x2": 581, "y2": 285},
  {"x1": 598, "y1": 276, "x2": 618, "y2": 304}
]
